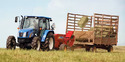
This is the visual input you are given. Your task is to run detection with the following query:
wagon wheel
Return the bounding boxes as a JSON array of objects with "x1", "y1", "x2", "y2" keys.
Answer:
[
  {"x1": 85, "y1": 46, "x2": 91, "y2": 52},
  {"x1": 59, "y1": 44, "x2": 74, "y2": 51},
  {"x1": 59, "y1": 44, "x2": 67, "y2": 51},
  {"x1": 6, "y1": 36, "x2": 16, "y2": 50},
  {"x1": 92, "y1": 45, "x2": 96, "y2": 52},
  {"x1": 69, "y1": 46, "x2": 75, "y2": 51},
  {"x1": 107, "y1": 45, "x2": 113, "y2": 52}
]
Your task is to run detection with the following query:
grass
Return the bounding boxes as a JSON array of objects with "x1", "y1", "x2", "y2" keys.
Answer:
[{"x1": 0, "y1": 46, "x2": 125, "y2": 62}]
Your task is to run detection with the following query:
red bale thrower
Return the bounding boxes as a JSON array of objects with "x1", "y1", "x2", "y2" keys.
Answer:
[{"x1": 54, "y1": 31, "x2": 75, "y2": 50}]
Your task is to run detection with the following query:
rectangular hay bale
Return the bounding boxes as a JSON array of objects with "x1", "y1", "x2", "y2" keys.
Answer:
[{"x1": 74, "y1": 31, "x2": 94, "y2": 41}]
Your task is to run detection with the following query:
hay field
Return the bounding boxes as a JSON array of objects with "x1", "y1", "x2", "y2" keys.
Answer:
[{"x1": 0, "y1": 46, "x2": 125, "y2": 62}]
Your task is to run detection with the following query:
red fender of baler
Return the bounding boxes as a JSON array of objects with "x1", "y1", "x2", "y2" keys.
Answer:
[
  {"x1": 54, "y1": 34, "x2": 65, "y2": 49},
  {"x1": 65, "y1": 31, "x2": 74, "y2": 38},
  {"x1": 64, "y1": 31, "x2": 75, "y2": 47}
]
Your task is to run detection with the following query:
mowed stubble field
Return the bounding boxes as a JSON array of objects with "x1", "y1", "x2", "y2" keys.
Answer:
[{"x1": 0, "y1": 46, "x2": 125, "y2": 62}]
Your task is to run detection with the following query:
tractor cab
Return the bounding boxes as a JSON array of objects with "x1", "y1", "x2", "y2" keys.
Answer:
[
  {"x1": 20, "y1": 16, "x2": 52, "y2": 30},
  {"x1": 15, "y1": 16, "x2": 53, "y2": 38}
]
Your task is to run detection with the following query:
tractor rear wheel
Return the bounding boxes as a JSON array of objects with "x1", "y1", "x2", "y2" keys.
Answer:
[
  {"x1": 6, "y1": 36, "x2": 16, "y2": 49},
  {"x1": 43, "y1": 33, "x2": 55, "y2": 51},
  {"x1": 31, "y1": 37, "x2": 41, "y2": 51}
]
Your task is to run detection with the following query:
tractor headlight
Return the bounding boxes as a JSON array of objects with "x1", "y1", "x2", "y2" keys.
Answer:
[{"x1": 23, "y1": 32, "x2": 26, "y2": 37}]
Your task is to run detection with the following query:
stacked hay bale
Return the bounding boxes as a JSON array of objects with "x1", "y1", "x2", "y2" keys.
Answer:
[
  {"x1": 74, "y1": 16, "x2": 116, "y2": 42},
  {"x1": 89, "y1": 26, "x2": 116, "y2": 38},
  {"x1": 94, "y1": 26, "x2": 112, "y2": 37},
  {"x1": 74, "y1": 31, "x2": 94, "y2": 41}
]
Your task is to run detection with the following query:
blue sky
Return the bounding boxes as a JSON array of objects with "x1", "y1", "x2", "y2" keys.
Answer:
[{"x1": 0, "y1": 0, "x2": 125, "y2": 48}]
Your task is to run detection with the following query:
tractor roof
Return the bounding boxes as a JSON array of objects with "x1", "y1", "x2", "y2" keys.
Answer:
[{"x1": 24, "y1": 16, "x2": 51, "y2": 19}]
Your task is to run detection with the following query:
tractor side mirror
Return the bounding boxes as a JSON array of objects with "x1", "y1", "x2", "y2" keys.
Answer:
[
  {"x1": 50, "y1": 19, "x2": 52, "y2": 21},
  {"x1": 15, "y1": 16, "x2": 18, "y2": 23},
  {"x1": 51, "y1": 23, "x2": 55, "y2": 30}
]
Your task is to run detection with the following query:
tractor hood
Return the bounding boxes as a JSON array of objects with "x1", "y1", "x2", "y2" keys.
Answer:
[
  {"x1": 18, "y1": 28, "x2": 34, "y2": 38},
  {"x1": 19, "y1": 28, "x2": 33, "y2": 33}
]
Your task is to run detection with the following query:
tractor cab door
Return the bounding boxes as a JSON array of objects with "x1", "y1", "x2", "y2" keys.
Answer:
[
  {"x1": 39, "y1": 18, "x2": 50, "y2": 30},
  {"x1": 39, "y1": 18, "x2": 50, "y2": 36}
]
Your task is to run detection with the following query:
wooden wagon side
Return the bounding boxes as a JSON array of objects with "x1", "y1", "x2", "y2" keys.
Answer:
[
  {"x1": 65, "y1": 13, "x2": 94, "y2": 45},
  {"x1": 93, "y1": 13, "x2": 119, "y2": 45}
]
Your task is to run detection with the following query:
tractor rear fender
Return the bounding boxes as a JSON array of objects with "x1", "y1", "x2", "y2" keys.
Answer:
[{"x1": 41, "y1": 30, "x2": 54, "y2": 42}]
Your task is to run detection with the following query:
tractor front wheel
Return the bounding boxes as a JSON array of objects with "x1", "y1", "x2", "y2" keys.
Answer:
[
  {"x1": 31, "y1": 37, "x2": 41, "y2": 51},
  {"x1": 6, "y1": 36, "x2": 16, "y2": 50}
]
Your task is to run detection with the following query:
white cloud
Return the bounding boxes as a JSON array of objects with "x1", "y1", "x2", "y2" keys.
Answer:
[
  {"x1": 32, "y1": 7, "x2": 44, "y2": 15},
  {"x1": 48, "y1": 0, "x2": 64, "y2": 9}
]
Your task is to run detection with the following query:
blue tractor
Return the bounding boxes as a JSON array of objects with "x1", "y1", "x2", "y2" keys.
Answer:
[{"x1": 6, "y1": 16, "x2": 55, "y2": 51}]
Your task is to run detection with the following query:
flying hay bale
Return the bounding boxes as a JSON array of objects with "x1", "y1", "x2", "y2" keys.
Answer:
[{"x1": 78, "y1": 16, "x2": 88, "y2": 28}]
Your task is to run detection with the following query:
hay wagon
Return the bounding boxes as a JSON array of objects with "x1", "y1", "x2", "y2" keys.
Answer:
[{"x1": 66, "y1": 13, "x2": 119, "y2": 52}]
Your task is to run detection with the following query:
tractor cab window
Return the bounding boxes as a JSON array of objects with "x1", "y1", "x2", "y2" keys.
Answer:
[
  {"x1": 46, "y1": 19, "x2": 50, "y2": 30},
  {"x1": 39, "y1": 18, "x2": 46, "y2": 29},
  {"x1": 39, "y1": 18, "x2": 50, "y2": 30},
  {"x1": 19, "y1": 19, "x2": 24, "y2": 29},
  {"x1": 23, "y1": 18, "x2": 39, "y2": 29}
]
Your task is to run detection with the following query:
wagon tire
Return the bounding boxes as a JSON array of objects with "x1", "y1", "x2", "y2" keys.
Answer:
[
  {"x1": 85, "y1": 46, "x2": 91, "y2": 52},
  {"x1": 70, "y1": 46, "x2": 75, "y2": 51},
  {"x1": 107, "y1": 45, "x2": 113, "y2": 52},
  {"x1": 92, "y1": 45, "x2": 96, "y2": 52},
  {"x1": 6, "y1": 36, "x2": 16, "y2": 50},
  {"x1": 59, "y1": 44, "x2": 67, "y2": 51}
]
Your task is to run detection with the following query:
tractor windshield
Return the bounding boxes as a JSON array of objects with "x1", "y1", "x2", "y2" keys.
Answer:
[{"x1": 23, "y1": 18, "x2": 39, "y2": 29}]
